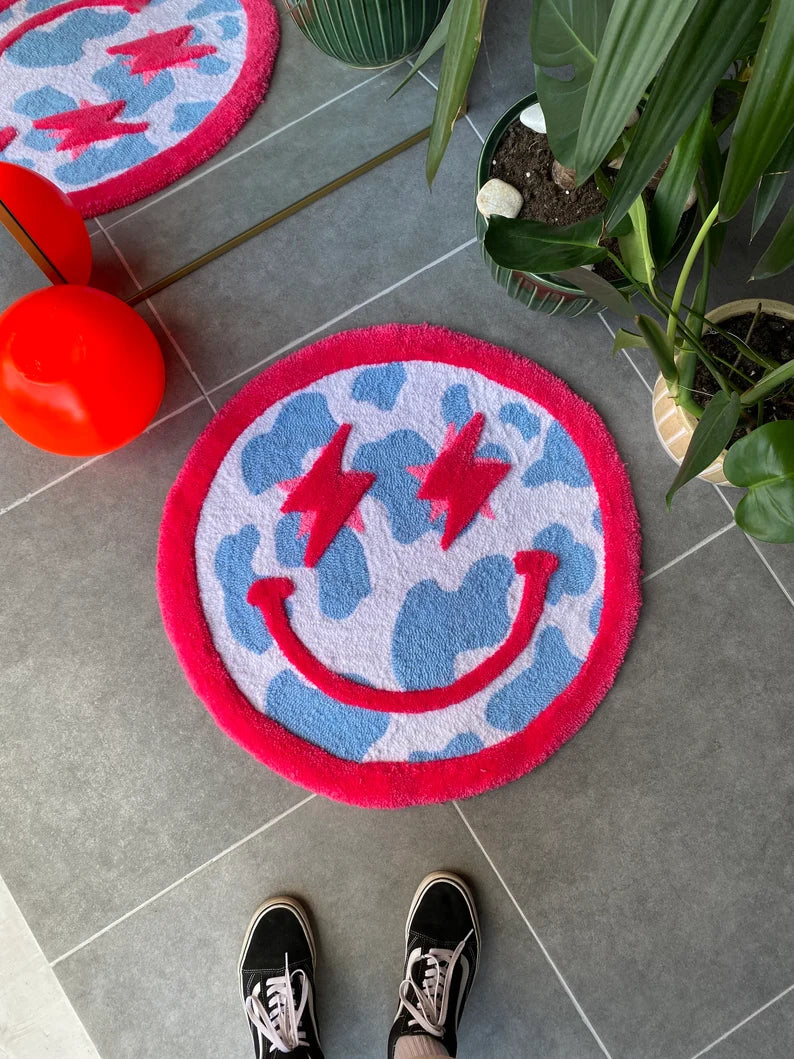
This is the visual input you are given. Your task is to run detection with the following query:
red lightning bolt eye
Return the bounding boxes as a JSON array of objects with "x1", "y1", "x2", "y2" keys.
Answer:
[
  {"x1": 408, "y1": 412, "x2": 511, "y2": 550},
  {"x1": 279, "y1": 424, "x2": 375, "y2": 568}
]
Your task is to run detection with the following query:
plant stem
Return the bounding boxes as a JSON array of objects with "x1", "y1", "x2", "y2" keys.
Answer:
[
  {"x1": 666, "y1": 202, "x2": 720, "y2": 342},
  {"x1": 745, "y1": 301, "x2": 762, "y2": 346}
]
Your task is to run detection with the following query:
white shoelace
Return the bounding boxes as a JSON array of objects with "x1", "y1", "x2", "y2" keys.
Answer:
[
  {"x1": 245, "y1": 955, "x2": 309, "y2": 1055},
  {"x1": 397, "y1": 930, "x2": 473, "y2": 1037}
]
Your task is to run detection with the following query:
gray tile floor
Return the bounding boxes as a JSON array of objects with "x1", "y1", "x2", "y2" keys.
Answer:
[{"x1": 1, "y1": 7, "x2": 793, "y2": 1059}]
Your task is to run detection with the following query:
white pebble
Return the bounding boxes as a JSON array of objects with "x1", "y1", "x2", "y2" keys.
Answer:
[
  {"x1": 519, "y1": 102, "x2": 546, "y2": 134},
  {"x1": 476, "y1": 178, "x2": 523, "y2": 219}
]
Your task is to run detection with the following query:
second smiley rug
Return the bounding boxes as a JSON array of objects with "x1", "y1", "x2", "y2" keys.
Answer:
[
  {"x1": 0, "y1": 0, "x2": 279, "y2": 216},
  {"x1": 157, "y1": 324, "x2": 642, "y2": 808}
]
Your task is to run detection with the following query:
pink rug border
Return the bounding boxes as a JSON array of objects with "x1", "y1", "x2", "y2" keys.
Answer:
[
  {"x1": 156, "y1": 324, "x2": 643, "y2": 808},
  {"x1": 66, "y1": 0, "x2": 280, "y2": 218}
]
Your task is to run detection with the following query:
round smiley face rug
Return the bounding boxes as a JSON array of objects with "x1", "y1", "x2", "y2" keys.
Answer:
[
  {"x1": 158, "y1": 324, "x2": 642, "y2": 808},
  {"x1": 0, "y1": 0, "x2": 279, "y2": 216}
]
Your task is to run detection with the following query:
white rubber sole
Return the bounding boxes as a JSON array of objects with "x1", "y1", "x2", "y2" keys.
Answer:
[
  {"x1": 237, "y1": 895, "x2": 317, "y2": 1007},
  {"x1": 404, "y1": 871, "x2": 482, "y2": 954}
]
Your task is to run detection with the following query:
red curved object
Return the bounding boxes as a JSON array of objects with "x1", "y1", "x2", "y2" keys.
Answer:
[
  {"x1": 247, "y1": 550, "x2": 558, "y2": 713},
  {"x1": 0, "y1": 285, "x2": 164, "y2": 455},
  {"x1": 0, "y1": 162, "x2": 91, "y2": 283}
]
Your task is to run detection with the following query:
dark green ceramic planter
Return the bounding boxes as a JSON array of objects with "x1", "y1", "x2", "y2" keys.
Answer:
[
  {"x1": 284, "y1": 0, "x2": 447, "y2": 69},
  {"x1": 476, "y1": 94, "x2": 692, "y2": 316}
]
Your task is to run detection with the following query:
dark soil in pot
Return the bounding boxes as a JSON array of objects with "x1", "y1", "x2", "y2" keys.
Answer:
[
  {"x1": 695, "y1": 310, "x2": 794, "y2": 443},
  {"x1": 489, "y1": 120, "x2": 623, "y2": 281}
]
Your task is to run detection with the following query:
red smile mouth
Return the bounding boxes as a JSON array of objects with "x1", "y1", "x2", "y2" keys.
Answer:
[{"x1": 247, "y1": 549, "x2": 558, "y2": 714}]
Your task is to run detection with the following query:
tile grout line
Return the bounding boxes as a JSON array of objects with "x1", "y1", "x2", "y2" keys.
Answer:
[
  {"x1": 0, "y1": 454, "x2": 104, "y2": 518},
  {"x1": 100, "y1": 69, "x2": 391, "y2": 233},
  {"x1": 452, "y1": 802, "x2": 614, "y2": 1059},
  {"x1": 94, "y1": 218, "x2": 219, "y2": 413},
  {"x1": 744, "y1": 534, "x2": 794, "y2": 608},
  {"x1": 0, "y1": 873, "x2": 102, "y2": 1058},
  {"x1": 416, "y1": 69, "x2": 485, "y2": 145},
  {"x1": 598, "y1": 313, "x2": 654, "y2": 395},
  {"x1": 712, "y1": 484, "x2": 794, "y2": 609},
  {"x1": 0, "y1": 396, "x2": 207, "y2": 518},
  {"x1": 687, "y1": 982, "x2": 794, "y2": 1059},
  {"x1": 0, "y1": 239, "x2": 477, "y2": 517},
  {"x1": 205, "y1": 237, "x2": 478, "y2": 395},
  {"x1": 49, "y1": 794, "x2": 316, "y2": 968},
  {"x1": 641, "y1": 521, "x2": 736, "y2": 583}
]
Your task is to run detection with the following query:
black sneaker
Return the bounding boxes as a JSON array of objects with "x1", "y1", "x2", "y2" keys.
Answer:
[
  {"x1": 239, "y1": 897, "x2": 324, "y2": 1058},
  {"x1": 388, "y1": 872, "x2": 481, "y2": 1059}
]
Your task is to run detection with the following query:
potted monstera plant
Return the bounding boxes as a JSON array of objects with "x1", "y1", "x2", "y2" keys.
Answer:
[
  {"x1": 399, "y1": 0, "x2": 794, "y2": 539},
  {"x1": 486, "y1": 0, "x2": 794, "y2": 542},
  {"x1": 396, "y1": 0, "x2": 793, "y2": 320}
]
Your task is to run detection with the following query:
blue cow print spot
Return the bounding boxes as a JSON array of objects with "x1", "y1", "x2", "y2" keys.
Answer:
[
  {"x1": 93, "y1": 59, "x2": 175, "y2": 118},
  {"x1": 408, "y1": 732, "x2": 485, "y2": 762},
  {"x1": 188, "y1": 0, "x2": 242, "y2": 15},
  {"x1": 242, "y1": 393, "x2": 338, "y2": 496},
  {"x1": 441, "y1": 383, "x2": 473, "y2": 428},
  {"x1": 592, "y1": 508, "x2": 603, "y2": 534},
  {"x1": 351, "y1": 363, "x2": 406, "y2": 411},
  {"x1": 7, "y1": 11, "x2": 130, "y2": 67},
  {"x1": 486, "y1": 627, "x2": 581, "y2": 732},
  {"x1": 196, "y1": 53, "x2": 231, "y2": 75},
  {"x1": 352, "y1": 430, "x2": 440, "y2": 545},
  {"x1": 478, "y1": 442, "x2": 511, "y2": 463},
  {"x1": 14, "y1": 86, "x2": 76, "y2": 118},
  {"x1": 23, "y1": 127, "x2": 57, "y2": 152},
  {"x1": 533, "y1": 524, "x2": 596, "y2": 605},
  {"x1": 589, "y1": 596, "x2": 603, "y2": 635},
  {"x1": 499, "y1": 402, "x2": 541, "y2": 442},
  {"x1": 392, "y1": 554, "x2": 514, "y2": 690},
  {"x1": 215, "y1": 525, "x2": 271, "y2": 653},
  {"x1": 266, "y1": 670, "x2": 388, "y2": 761},
  {"x1": 54, "y1": 134, "x2": 157, "y2": 185},
  {"x1": 218, "y1": 15, "x2": 241, "y2": 38},
  {"x1": 170, "y1": 101, "x2": 215, "y2": 132},
  {"x1": 274, "y1": 513, "x2": 371, "y2": 620},
  {"x1": 523, "y1": 422, "x2": 591, "y2": 489}
]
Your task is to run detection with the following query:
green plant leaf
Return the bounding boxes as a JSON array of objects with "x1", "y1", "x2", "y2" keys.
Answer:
[
  {"x1": 649, "y1": 100, "x2": 709, "y2": 264},
  {"x1": 751, "y1": 126, "x2": 794, "y2": 237},
  {"x1": 751, "y1": 201, "x2": 794, "y2": 280},
  {"x1": 530, "y1": 0, "x2": 613, "y2": 170},
  {"x1": 724, "y1": 421, "x2": 794, "y2": 543},
  {"x1": 637, "y1": 314, "x2": 677, "y2": 385},
  {"x1": 665, "y1": 390, "x2": 741, "y2": 508},
  {"x1": 720, "y1": 0, "x2": 794, "y2": 221},
  {"x1": 602, "y1": 0, "x2": 768, "y2": 229},
  {"x1": 733, "y1": 17, "x2": 766, "y2": 61},
  {"x1": 739, "y1": 353, "x2": 794, "y2": 404},
  {"x1": 558, "y1": 266, "x2": 635, "y2": 317},
  {"x1": 483, "y1": 215, "x2": 606, "y2": 273},
  {"x1": 425, "y1": 0, "x2": 487, "y2": 186},
  {"x1": 575, "y1": 0, "x2": 702, "y2": 182},
  {"x1": 389, "y1": 2, "x2": 453, "y2": 97},
  {"x1": 617, "y1": 196, "x2": 655, "y2": 285},
  {"x1": 611, "y1": 328, "x2": 648, "y2": 352}
]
